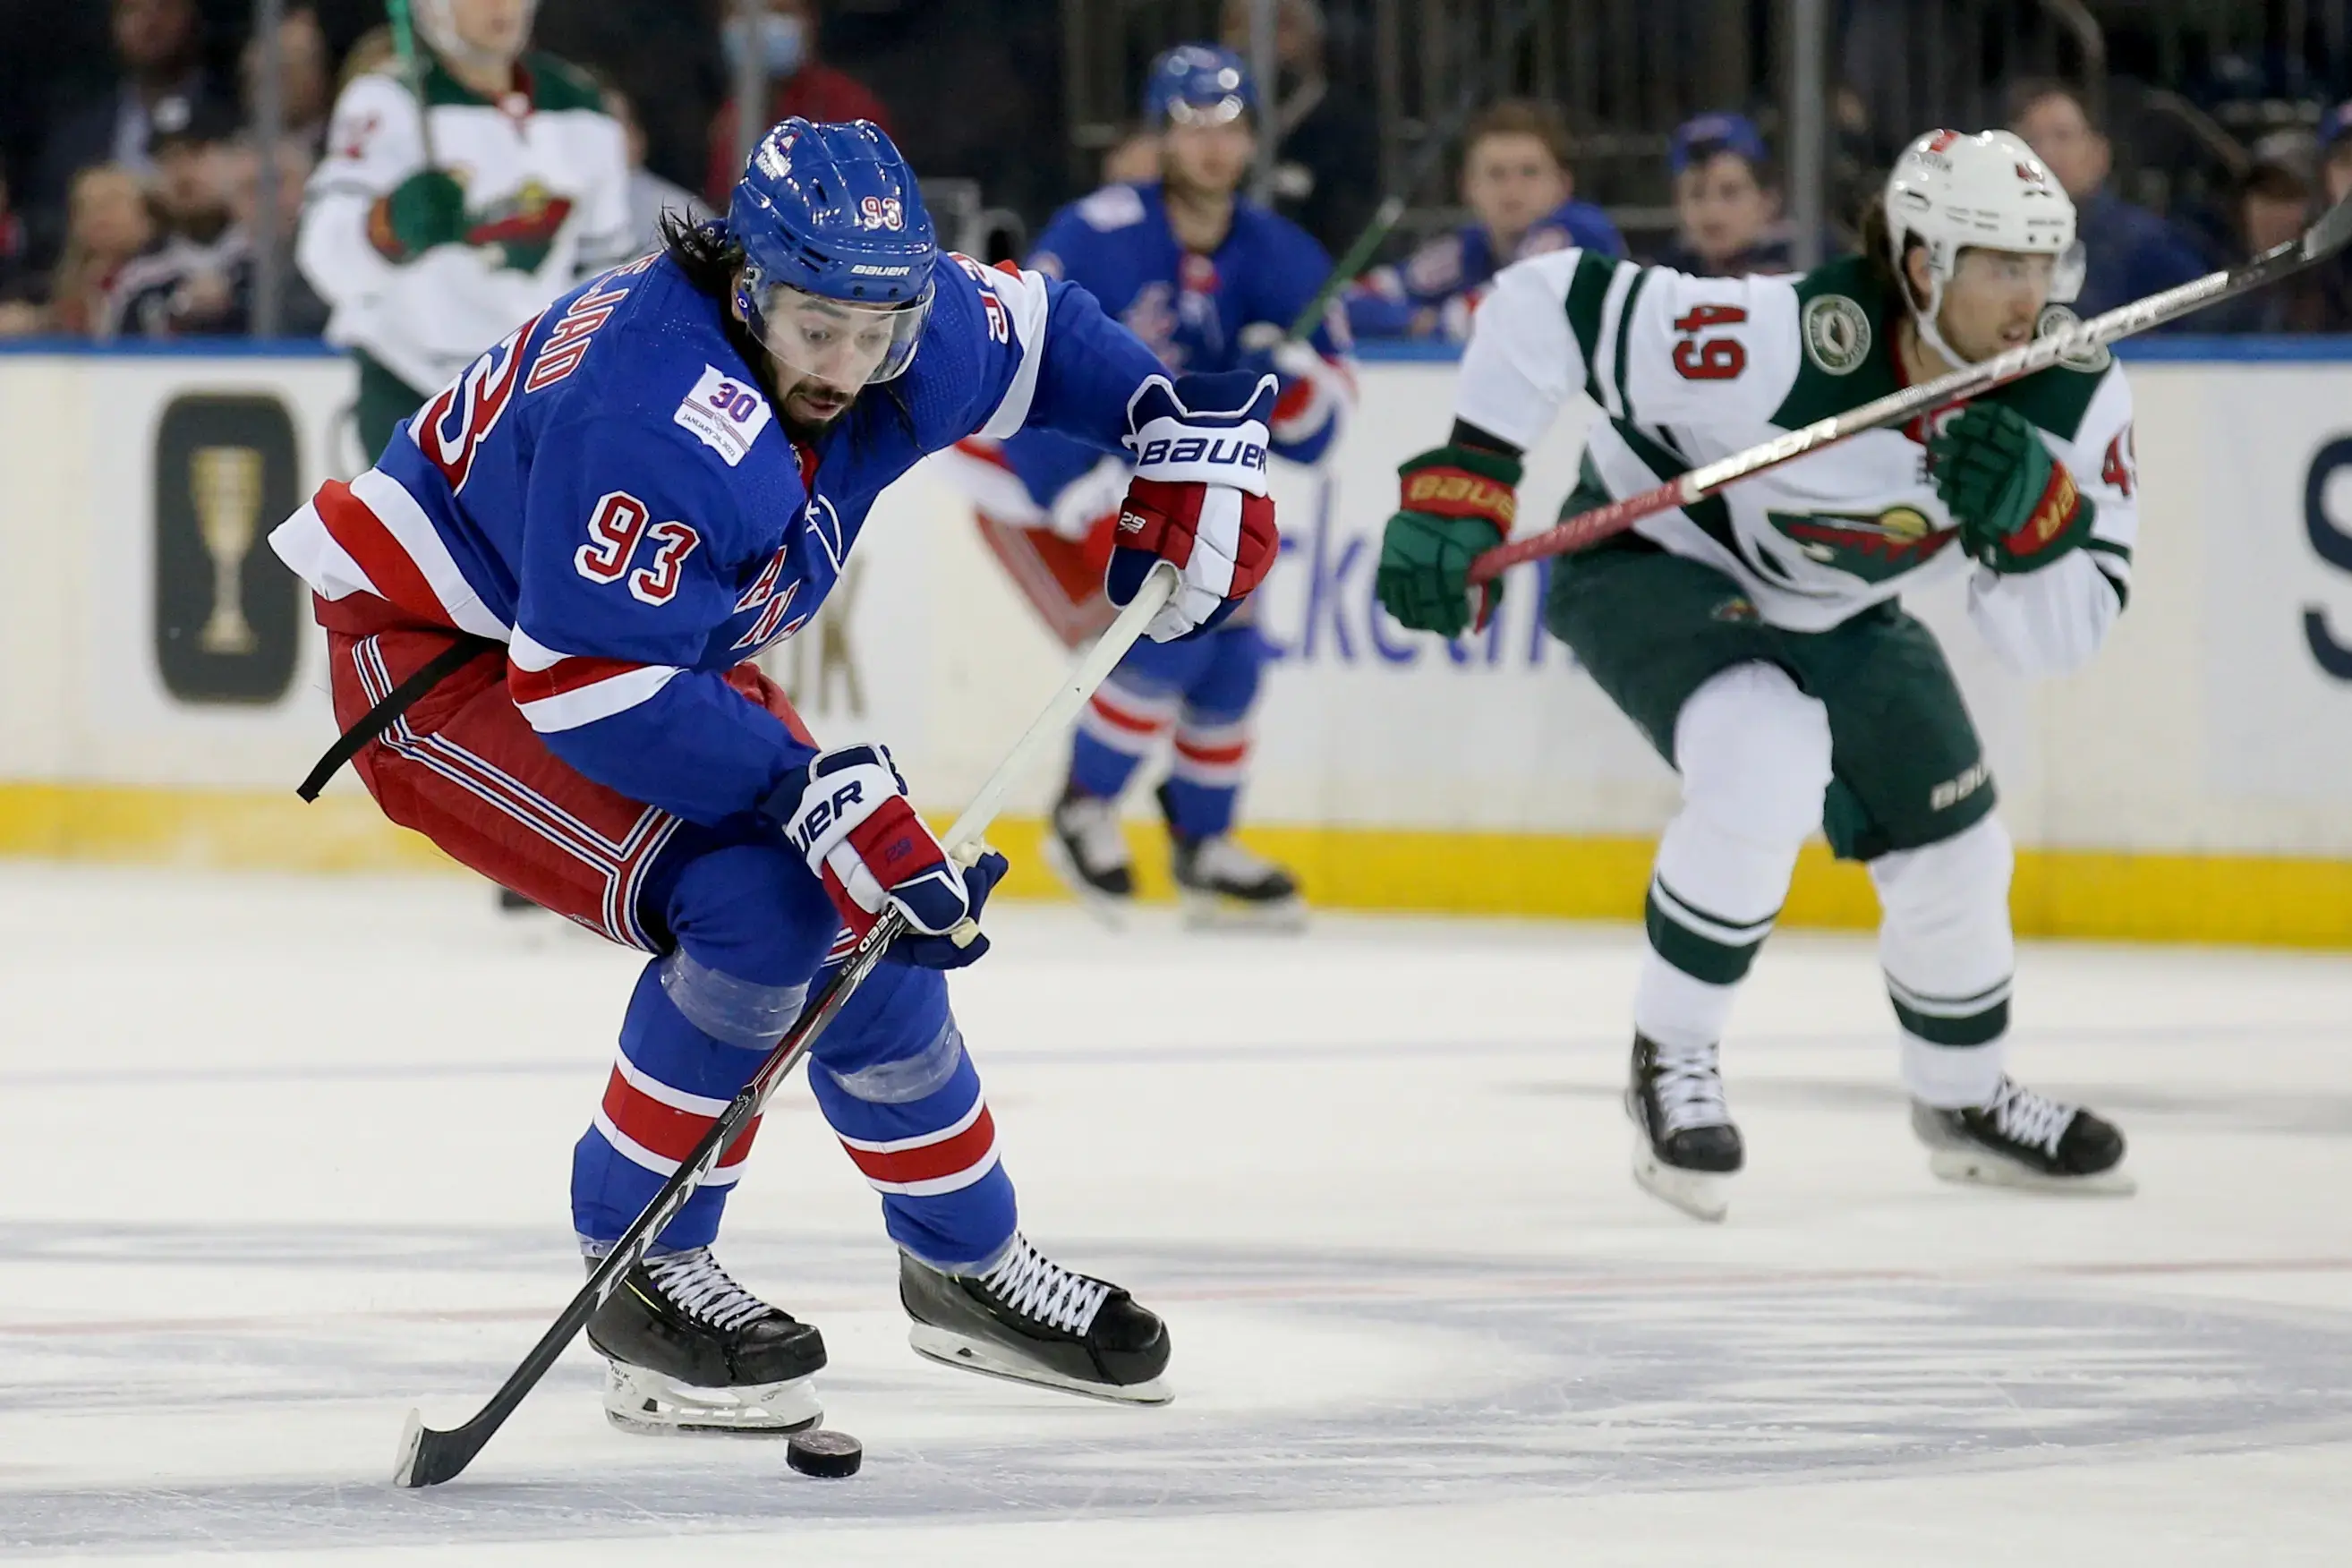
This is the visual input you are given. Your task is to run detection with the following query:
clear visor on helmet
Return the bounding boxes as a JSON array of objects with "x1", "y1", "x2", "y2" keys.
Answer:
[
  {"x1": 748, "y1": 277, "x2": 933, "y2": 389},
  {"x1": 2050, "y1": 239, "x2": 2086, "y2": 304},
  {"x1": 1165, "y1": 93, "x2": 1249, "y2": 129}
]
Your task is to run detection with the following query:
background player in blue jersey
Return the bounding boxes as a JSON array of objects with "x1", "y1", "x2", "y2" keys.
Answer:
[
  {"x1": 942, "y1": 45, "x2": 1355, "y2": 929},
  {"x1": 1346, "y1": 99, "x2": 1626, "y2": 341},
  {"x1": 268, "y1": 119, "x2": 1281, "y2": 1431}
]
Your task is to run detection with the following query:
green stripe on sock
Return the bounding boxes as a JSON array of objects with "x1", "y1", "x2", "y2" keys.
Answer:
[
  {"x1": 1646, "y1": 886, "x2": 1767, "y2": 984},
  {"x1": 1891, "y1": 993, "x2": 2010, "y2": 1046}
]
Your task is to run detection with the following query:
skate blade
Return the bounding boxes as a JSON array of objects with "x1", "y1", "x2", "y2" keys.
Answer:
[
  {"x1": 1632, "y1": 1146, "x2": 1733, "y2": 1223},
  {"x1": 601, "y1": 1362, "x2": 823, "y2": 1436},
  {"x1": 1927, "y1": 1148, "x2": 2138, "y2": 1197},
  {"x1": 908, "y1": 1323, "x2": 1172, "y2": 1406},
  {"x1": 1177, "y1": 888, "x2": 1308, "y2": 933},
  {"x1": 1040, "y1": 834, "x2": 1132, "y2": 932}
]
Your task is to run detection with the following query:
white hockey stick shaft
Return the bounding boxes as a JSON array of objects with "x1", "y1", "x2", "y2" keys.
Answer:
[{"x1": 942, "y1": 562, "x2": 1174, "y2": 852}]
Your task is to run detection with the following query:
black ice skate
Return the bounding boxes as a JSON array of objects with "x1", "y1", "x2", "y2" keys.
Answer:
[
  {"x1": 1041, "y1": 785, "x2": 1135, "y2": 925},
  {"x1": 1626, "y1": 1033, "x2": 1745, "y2": 1223},
  {"x1": 1160, "y1": 785, "x2": 1306, "y2": 932},
  {"x1": 901, "y1": 1233, "x2": 1172, "y2": 1404},
  {"x1": 584, "y1": 1247, "x2": 828, "y2": 1435},
  {"x1": 1912, "y1": 1077, "x2": 2135, "y2": 1195}
]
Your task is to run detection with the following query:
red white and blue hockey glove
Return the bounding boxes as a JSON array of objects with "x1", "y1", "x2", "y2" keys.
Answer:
[
  {"x1": 1111, "y1": 371, "x2": 1282, "y2": 643},
  {"x1": 762, "y1": 744, "x2": 1008, "y2": 969}
]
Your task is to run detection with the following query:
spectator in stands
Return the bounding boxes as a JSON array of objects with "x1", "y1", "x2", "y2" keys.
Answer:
[
  {"x1": 1219, "y1": 0, "x2": 1378, "y2": 256},
  {"x1": 106, "y1": 100, "x2": 239, "y2": 337},
  {"x1": 239, "y1": 6, "x2": 334, "y2": 156},
  {"x1": 30, "y1": 0, "x2": 233, "y2": 266},
  {"x1": 1650, "y1": 112, "x2": 1794, "y2": 277},
  {"x1": 601, "y1": 77, "x2": 708, "y2": 254},
  {"x1": 703, "y1": 0, "x2": 892, "y2": 206},
  {"x1": 114, "y1": 132, "x2": 329, "y2": 339},
  {"x1": 1345, "y1": 99, "x2": 1622, "y2": 341},
  {"x1": 0, "y1": 165, "x2": 36, "y2": 313},
  {"x1": 43, "y1": 165, "x2": 155, "y2": 336},
  {"x1": 2008, "y1": 81, "x2": 2211, "y2": 323}
]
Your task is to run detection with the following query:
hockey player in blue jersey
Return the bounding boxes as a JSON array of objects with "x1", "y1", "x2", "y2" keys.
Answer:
[
  {"x1": 268, "y1": 118, "x2": 1281, "y2": 1430},
  {"x1": 942, "y1": 44, "x2": 1354, "y2": 928}
]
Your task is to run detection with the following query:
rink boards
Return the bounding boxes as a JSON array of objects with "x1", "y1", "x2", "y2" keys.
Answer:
[{"x1": 1, "y1": 336, "x2": 2348, "y2": 944}]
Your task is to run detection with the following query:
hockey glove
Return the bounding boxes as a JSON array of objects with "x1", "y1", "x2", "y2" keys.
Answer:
[
  {"x1": 1927, "y1": 402, "x2": 2095, "y2": 574},
  {"x1": 1111, "y1": 371, "x2": 1281, "y2": 643},
  {"x1": 367, "y1": 169, "x2": 468, "y2": 262},
  {"x1": 761, "y1": 744, "x2": 1006, "y2": 969},
  {"x1": 1376, "y1": 444, "x2": 1522, "y2": 638}
]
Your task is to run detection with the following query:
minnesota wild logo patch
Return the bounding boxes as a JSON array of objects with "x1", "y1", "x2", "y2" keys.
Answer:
[
  {"x1": 1802, "y1": 294, "x2": 1872, "y2": 375},
  {"x1": 2035, "y1": 304, "x2": 2112, "y2": 372},
  {"x1": 1767, "y1": 505, "x2": 1955, "y2": 584}
]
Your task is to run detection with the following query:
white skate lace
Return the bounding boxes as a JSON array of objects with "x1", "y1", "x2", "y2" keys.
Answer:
[
  {"x1": 1652, "y1": 1038, "x2": 1733, "y2": 1135},
  {"x1": 644, "y1": 1248, "x2": 774, "y2": 1333},
  {"x1": 1982, "y1": 1078, "x2": 2074, "y2": 1157},
  {"x1": 978, "y1": 1234, "x2": 1110, "y2": 1335},
  {"x1": 1056, "y1": 795, "x2": 1131, "y2": 878}
]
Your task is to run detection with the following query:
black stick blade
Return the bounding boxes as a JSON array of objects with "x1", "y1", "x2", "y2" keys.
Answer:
[{"x1": 393, "y1": 1408, "x2": 487, "y2": 1488}]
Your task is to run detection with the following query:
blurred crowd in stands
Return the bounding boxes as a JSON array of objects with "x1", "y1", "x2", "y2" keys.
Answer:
[{"x1": 1, "y1": 0, "x2": 2348, "y2": 344}]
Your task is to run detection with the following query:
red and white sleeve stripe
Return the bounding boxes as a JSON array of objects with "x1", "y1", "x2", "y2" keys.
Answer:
[
  {"x1": 507, "y1": 626, "x2": 682, "y2": 734},
  {"x1": 268, "y1": 469, "x2": 511, "y2": 640},
  {"x1": 973, "y1": 264, "x2": 1055, "y2": 441}
]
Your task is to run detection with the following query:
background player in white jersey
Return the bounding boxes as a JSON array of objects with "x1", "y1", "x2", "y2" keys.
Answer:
[
  {"x1": 941, "y1": 46, "x2": 1353, "y2": 928},
  {"x1": 298, "y1": 0, "x2": 634, "y2": 464},
  {"x1": 1376, "y1": 130, "x2": 2136, "y2": 1221}
]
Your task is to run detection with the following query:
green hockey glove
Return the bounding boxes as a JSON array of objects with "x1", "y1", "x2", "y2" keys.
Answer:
[
  {"x1": 368, "y1": 169, "x2": 469, "y2": 262},
  {"x1": 1375, "y1": 445, "x2": 1522, "y2": 639},
  {"x1": 1927, "y1": 402, "x2": 2095, "y2": 573}
]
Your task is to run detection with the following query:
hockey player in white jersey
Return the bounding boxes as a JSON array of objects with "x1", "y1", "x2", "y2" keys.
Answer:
[
  {"x1": 299, "y1": 0, "x2": 635, "y2": 463},
  {"x1": 1376, "y1": 130, "x2": 2136, "y2": 1220}
]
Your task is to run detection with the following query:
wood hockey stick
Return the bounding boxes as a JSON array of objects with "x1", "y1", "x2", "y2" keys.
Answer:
[
  {"x1": 1466, "y1": 189, "x2": 2352, "y2": 584},
  {"x1": 392, "y1": 564, "x2": 1180, "y2": 1488}
]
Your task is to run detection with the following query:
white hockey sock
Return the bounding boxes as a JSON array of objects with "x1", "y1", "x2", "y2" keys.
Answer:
[
  {"x1": 1873, "y1": 815, "x2": 2015, "y2": 1108},
  {"x1": 1633, "y1": 664, "x2": 1832, "y2": 1050}
]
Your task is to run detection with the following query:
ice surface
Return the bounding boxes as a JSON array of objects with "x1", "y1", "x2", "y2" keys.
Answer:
[{"x1": 1, "y1": 863, "x2": 2348, "y2": 1564}]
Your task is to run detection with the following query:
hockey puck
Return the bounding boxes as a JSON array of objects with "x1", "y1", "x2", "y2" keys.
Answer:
[{"x1": 785, "y1": 1427, "x2": 863, "y2": 1479}]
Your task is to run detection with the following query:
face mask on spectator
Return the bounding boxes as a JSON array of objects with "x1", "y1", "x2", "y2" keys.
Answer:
[{"x1": 724, "y1": 13, "x2": 806, "y2": 80}]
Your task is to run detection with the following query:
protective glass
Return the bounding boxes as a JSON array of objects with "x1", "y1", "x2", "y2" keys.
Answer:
[{"x1": 748, "y1": 277, "x2": 933, "y2": 388}]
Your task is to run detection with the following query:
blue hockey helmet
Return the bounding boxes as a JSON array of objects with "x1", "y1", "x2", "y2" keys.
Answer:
[
  {"x1": 1143, "y1": 44, "x2": 1257, "y2": 129},
  {"x1": 728, "y1": 118, "x2": 937, "y2": 387}
]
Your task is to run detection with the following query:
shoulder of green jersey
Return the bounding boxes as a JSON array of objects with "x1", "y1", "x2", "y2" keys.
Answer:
[{"x1": 525, "y1": 54, "x2": 611, "y2": 115}]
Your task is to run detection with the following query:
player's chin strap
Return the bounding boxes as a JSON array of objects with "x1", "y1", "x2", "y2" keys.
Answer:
[{"x1": 294, "y1": 632, "x2": 502, "y2": 803}]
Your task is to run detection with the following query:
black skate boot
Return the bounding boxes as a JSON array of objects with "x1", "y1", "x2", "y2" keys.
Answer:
[
  {"x1": 1160, "y1": 784, "x2": 1305, "y2": 932},
  {"x1": 1041, "y1": 785, "x2": 1135, "y2": 925},
  {"x1": 584, "y1": 1247, "x2": 828, "y2": 1435},
  {"x1": 1912, "y1": 1077, "x2": 2134, "y2": 1195},
  {"x1": 901, "y1": 1233, "x2": 1172, "y2": 1404},
  {"x1": 1626, "y1": 1033, "x2": 1745, "y2": 1223}
]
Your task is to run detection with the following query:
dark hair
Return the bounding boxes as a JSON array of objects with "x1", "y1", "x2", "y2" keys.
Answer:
[
  {"x1": 1462, "y1": 99, "x2": 1574, "y2": 175},
  {"x1": 1857, "y1": 193, "x2": 1928, "y2": 309},
  {"x1": 2007, "y1": 78, "x2": 2099, "y2": 135},
  {"x1": 660, "y1": 209, "x2": 744, "y2": 301}
]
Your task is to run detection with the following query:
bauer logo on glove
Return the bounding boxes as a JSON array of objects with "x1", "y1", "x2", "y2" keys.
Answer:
[{"x1": 1108, "y1": 371, "x2": 1282, "y2": 643}]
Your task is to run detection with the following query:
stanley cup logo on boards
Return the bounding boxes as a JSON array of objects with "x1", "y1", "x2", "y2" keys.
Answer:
[{"x1": 191, "y1": 445, "x2": 264, "y2": 655}]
